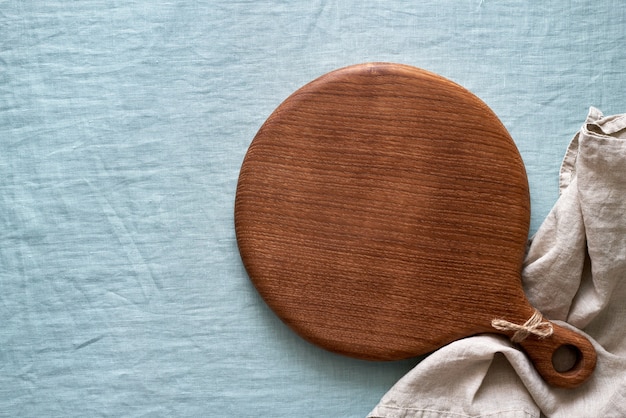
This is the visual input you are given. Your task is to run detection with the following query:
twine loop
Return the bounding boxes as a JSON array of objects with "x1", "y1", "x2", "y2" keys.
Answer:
[{"x1": 491, "y1": 309, "x2": 554, "y2": 343}]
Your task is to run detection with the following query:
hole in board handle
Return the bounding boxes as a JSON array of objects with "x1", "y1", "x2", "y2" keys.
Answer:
[{"x1": 552, "y1": 344, "x2": 582, "y2": 373}]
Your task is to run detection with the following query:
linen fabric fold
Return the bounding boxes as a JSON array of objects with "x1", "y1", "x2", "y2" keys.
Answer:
[{"x1": 369, "y1": 107, "x2": 626, "y2": 418}]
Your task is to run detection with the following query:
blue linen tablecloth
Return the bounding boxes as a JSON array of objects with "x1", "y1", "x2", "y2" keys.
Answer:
[{"x1": 1, "y1": 1, "x2": 624, "y2": 416}]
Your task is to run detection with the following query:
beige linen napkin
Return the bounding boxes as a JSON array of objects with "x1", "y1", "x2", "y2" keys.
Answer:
[{"x1": 369, "y1": 107, "x2": 626, "y2": 418}]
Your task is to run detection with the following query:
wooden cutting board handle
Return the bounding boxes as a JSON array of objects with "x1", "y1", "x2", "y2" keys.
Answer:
[{"x1": 518, "y1": 322, "x2": 596, "y2": 388}]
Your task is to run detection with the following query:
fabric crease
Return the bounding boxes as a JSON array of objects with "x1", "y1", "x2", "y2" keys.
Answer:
[{"x1": 369, "y1": 107, "x2": 626, "y2": 418}]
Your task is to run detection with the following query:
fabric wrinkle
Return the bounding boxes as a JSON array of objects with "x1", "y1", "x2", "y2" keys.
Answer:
[{"x1": 369, "y1": 107, "x2": 626, "y2": 418}]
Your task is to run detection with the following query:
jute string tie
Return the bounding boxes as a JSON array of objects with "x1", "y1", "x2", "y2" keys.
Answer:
[{"x1": 491, "y1": 309, "x2": 554, "y2": 343}]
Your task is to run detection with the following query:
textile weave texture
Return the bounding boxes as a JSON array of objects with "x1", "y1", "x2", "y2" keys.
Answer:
[
  {"x1": 1, "y1": 1, "x2": 625, "y2": 416},
  {"x1": 369, "y1": 108, "x2": 626, "y2": 418}
]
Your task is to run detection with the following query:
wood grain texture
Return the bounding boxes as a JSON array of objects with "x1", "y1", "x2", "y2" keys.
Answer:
[{"x1": 235, "y1": 63, "x2": 595, "y2": 388}]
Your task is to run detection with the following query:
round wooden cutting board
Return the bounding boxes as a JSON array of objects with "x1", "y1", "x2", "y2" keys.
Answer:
[{"x1": 235, "y1": 63, "x2": 596, "y2": 388}]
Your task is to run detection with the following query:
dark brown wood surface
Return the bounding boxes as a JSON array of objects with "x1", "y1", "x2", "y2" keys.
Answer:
[{"x1": 235, "y1": 63, "x2": 595, "y2": 388}]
